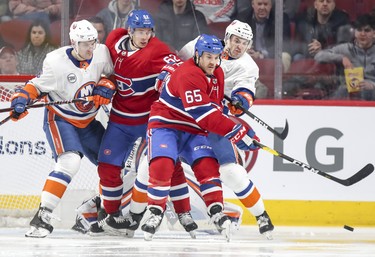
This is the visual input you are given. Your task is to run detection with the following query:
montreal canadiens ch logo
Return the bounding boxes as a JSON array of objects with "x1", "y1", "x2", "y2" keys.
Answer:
[{"x1": 74, "y1": 82, "x2": 95, "y2": 112}]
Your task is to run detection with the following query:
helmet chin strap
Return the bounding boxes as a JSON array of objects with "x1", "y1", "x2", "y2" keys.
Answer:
[{"x1": 72, "y1": 42, "x2": 86, "y2": 61}]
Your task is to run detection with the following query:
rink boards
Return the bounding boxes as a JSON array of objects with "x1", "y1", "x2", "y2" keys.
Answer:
[{"x1": 0, "y1": 101, "x2": 374, "y2": 227}]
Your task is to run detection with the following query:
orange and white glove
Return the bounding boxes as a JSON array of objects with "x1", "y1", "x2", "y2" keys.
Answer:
[
  {"x1": 227, "y1": 88, "x2": 254, "y2": 116},
  {"x1": 93, "y1": 78, "x2": 116, "y2": 108}
]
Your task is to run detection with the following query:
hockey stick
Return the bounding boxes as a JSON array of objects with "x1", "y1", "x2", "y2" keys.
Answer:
[
  {"x1": 0, "y1": 115, "x2": 12, "y2": 126},
  {"x1": 0, "y1": 96, "x2": 94, "y2": 113},
  {"x1": 253, "y1": 140, "x2": 374, "y2": 186},
  {"x1": 224, "y1": 94, "x2": 289, "y2": 140},
  {"x1": 0, "y1": 93, "x2": 47, "y2": 126},
  {"x1": 0, "y1": 96, "x2": 94, "y2": 126}
]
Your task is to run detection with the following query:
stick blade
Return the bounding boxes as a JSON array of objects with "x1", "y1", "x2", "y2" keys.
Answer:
[
  {"x1": 277, "y1": 119, "x2": 289, "y2": 140},
  {"x1": 345, "y1": 163, "x2": 374, "y2": 186}
]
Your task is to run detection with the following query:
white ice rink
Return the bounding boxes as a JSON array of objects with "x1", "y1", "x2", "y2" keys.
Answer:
[{"x1": 1, "y1": 226, "x2": 374, "y2": 257}]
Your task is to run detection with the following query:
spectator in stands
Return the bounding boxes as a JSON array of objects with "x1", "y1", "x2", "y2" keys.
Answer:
[
  {"x1": 237, "y1": 0, "x2": 301, "y2": 22},
  {"x1": 315, "y1": 14, "x2": 375, "y2": 101},
  {"x1": 192, "y1": 0, "x2": 236, "y2": 24},
  {"x1": 88, "y1": 16, "x2": 107, "y2": 43},
  {"x1": 8, "y1": 0, "x2": 61, "y2": 23},
  {"x1": 154, "y1": 0, "x2": 209, "y2": 52},
  {"x1": 17, "y1": 19, "x2": 57, "y2": 75},
  {"x1": 292, "y1": 0, "x2": 350, "y2": 61},
  {"x1": 0, "y1": 46, "x2": 19, "y2": 74},
  {"x1": 236, "y1": 0, "x2": 292, "y2": 71},
  {"x1": 96, "y1": 0, "x2": 137, "y2": 33}
]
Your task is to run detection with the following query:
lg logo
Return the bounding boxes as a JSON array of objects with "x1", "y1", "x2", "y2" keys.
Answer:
[{"x1": 273, "y1": 128, "x2": 343, "y2": 173}]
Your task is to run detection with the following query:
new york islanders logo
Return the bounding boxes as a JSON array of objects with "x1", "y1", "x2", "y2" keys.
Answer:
[{"x1": 74, "y1": 82, "x2": 95, "y2": 112}]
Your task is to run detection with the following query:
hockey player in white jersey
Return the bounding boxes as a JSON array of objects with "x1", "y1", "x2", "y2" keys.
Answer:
[
  {"x1": 9, "y1": 19, "x2": 115, "y2": 238},
  {"x1": 178, "y1": 20, "x2": 274, "y2": 239}
]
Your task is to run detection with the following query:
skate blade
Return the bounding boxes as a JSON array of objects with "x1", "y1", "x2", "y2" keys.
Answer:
[
  {"x1": 87, "y1": 230, "x2": 108, "y2": 237},
  {"x1": 262, "y1": 231, "x2": 273, "y2": 240},
  {"x1": 221, "y1": 220, "x2": 232, "y2": 242},
  {"x1": 102, "y1": 224, "x2": 128, "y2": 237},
  {"x1": 25, "y1": 227, "x2": 50, "y2": 238},
  {"x1": 143, "y1": 231, "x2": 154, "y2": 241},
  {"x1": 189, "y1": 230, "x2": 196, "y2": 239},
  {"x1": 125, "y1": 229, "x2": 135, "y2": 238}
]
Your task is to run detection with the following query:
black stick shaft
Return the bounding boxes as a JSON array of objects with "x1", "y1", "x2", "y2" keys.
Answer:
[
  {"x1": 253, "y1": 140, "x2": 374, "y2": 186},
  {"x1": 0, "y1": 97, "x2": 93, "y2": 113},
  {"x1": 224, "y1": 94, "x2": 289, "y2": 139}
]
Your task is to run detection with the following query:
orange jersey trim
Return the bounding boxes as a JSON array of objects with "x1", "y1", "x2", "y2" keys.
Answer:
[
  {"x1": 46, "y1": 106, "x2": 95, "y2": 128},
  {"x1": 24, "y1": 83, "x2": 40, "y2": 100}
]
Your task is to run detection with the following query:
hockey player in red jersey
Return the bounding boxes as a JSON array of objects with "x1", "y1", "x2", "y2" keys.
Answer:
[
  {"x1": 141, "y1": 34, "x2": 260, "y2": 241},
  {"x1": 9, "y1": 19, "x2": 115, "y2": 238},
  {"x1": 96, "y1": 9, "x2": 195, "y2": 235}
]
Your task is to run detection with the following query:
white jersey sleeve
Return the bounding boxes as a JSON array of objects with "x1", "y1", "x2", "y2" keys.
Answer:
[
  {"x1": 178, "y1": 37, "x2": 199, "y2": 61},
  {"x1": 221, "y1": 53, "x2": 259, "y2": 96}
]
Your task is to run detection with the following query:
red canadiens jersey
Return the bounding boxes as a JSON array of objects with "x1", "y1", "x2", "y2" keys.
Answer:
[
  {"x1": 148, "y1": 58, "x2": 237, "y2": 136},
  {"x1": 105, "y1": 28, "x2": 181, "y2": 125}
]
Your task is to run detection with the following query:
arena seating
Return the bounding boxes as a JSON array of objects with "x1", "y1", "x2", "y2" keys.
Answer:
[{"x1": 0, "y1": 19, "x2": 32, "y2": 50}]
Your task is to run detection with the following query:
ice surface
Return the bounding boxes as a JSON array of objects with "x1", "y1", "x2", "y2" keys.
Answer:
[{"x1": 0, "y1": 226, "x2": 374, "y2": 257}]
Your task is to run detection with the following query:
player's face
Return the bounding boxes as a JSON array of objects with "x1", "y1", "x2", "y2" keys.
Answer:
[
  {"x1": 227, "y1": 35, "x2": 251, "y2": 59},
  {"x1": 130, "y1": 28, "x2": 153, "y2": 49},
  {"x1": 77, "y1": 40, "x2": 97, "y2": 60},
  {"x1": 30, "y1": 25, "x2": 46, "y2": 47},
  {"x1": 198, "y1": 52, "x2": 221, "y2": 75}
]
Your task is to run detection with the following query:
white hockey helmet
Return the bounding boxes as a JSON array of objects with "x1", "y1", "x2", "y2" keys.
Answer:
[
  {"x1": 225, "y1": 20, "x2": 253, "y2": 45},
  {"x1": 69, "y1": 20, "x2": 98, "y2": 43}
]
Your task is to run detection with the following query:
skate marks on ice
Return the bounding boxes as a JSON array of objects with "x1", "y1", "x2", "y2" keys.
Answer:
[{"x1": 0, "y1": 226, "x2": 374, "y2": 257}]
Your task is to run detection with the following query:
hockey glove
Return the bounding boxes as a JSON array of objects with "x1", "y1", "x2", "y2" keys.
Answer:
[
  {"x1": 228, "y1": 88, "x2": 254, "y2": 116},
  {"x1": 10, "y1": 89, "x2": 31, "y2": 121},
  {"x1": 93, "y1": 78, "x2": 116, "y2": 108},
  {"x1": 224, "y1": 123, "x2": 260, "y2": 151},
  {"x1": 154, "y1": 62, "x2": 181, "y2": 93}
]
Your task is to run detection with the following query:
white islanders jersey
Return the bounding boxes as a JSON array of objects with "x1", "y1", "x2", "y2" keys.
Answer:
[{"x1": 29, "y1": 44, "x2": 114, "y2": 128}]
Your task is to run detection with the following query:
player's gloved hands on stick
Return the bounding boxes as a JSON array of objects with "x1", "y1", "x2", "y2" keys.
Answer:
[
  {"x1": 154, "y1": 62, "x2": 181, "y2": 93},
  {"x1": 10, "y1": 89, "x2": 31, "y2": 121},
  {"x1": 93, "y1": 78, "x2": 116, "y2": 108},
  {"x1": 228, "y1": 88, "x2": 254, "y2": 116},
  {"x1": 225, "y1": 123, "x2": 260, "y2": 151}
]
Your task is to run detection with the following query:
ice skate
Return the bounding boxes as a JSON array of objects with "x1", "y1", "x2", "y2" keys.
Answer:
[
  {"x1": 71, "y1": 195, "x2": 105, "y2": 236},
  {"x1": 102, "y1": 212, "x2": 130, "y2": 235},
  {"x1": 256, "y1": 211, "x2": 274, "y2": 240},
  {"x1": 141, "y1": 208, "x2": 163, "y2": 241},
  {"x1": 71, "y1": 214, "x2": 90, "y2": 234},
  {"x1": 121, "y1": 210, "x2": 145, "y2": 238},
  {"x1": 209, "y1": 205, "x2": 232, "y2": 242},
  {"x1": 177, "y1": 212, "x2": 198, "y2": 239},
  {"x1": 25, "y1": 205, "x2": 56, "y2": 238}
]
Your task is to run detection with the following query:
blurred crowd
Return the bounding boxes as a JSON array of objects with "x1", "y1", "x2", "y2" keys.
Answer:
[{"x1": 0, "y1": 0, "x2": 375, "y2": 100}]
